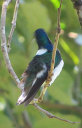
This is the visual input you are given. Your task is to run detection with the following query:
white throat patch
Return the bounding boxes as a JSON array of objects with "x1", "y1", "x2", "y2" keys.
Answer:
[{"x1": 36, "y1": 49, "x2": 47, "y2": 55}]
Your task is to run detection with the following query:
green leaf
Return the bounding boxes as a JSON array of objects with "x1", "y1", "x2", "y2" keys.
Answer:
[
  {"x1": 60, "y1": 39, "x2": 79, "y2": 65},
  {"x1": 60, "y1": 22, "x2": 66, "y2": 29},
  {"x1": 50, "y1": 0, "x2": 60, "y2": 8}
]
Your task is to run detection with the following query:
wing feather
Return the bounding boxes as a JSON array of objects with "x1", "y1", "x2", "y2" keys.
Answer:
[{"x1": 17, "y1": 56, "x2": 48, "y2": 105}]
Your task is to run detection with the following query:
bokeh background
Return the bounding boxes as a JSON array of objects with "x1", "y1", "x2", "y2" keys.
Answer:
[{"x1": 0, "y1": 0, "x2": 82, "y2": 128}]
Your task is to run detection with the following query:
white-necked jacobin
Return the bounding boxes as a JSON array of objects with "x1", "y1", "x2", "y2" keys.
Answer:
[{"x1": 17, "y1": 28, "x2": 64, "y2": 106}]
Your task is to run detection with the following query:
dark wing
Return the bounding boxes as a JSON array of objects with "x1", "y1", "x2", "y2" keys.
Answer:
[
  {"x1": 17, "y1": 55, "x2": 48, "y2": 106},
  {"x1": 24, "y1": 71, "x2": 47, "y2": 106}
]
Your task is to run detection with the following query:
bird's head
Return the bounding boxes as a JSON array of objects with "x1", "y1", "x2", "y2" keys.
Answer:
[{"x1": 34, "y1": 29, "x2": 53, "y2": 51}]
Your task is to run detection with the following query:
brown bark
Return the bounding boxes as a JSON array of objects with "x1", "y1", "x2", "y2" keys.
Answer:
[{"x1": 71, "y1": 0, "x2": 82, "y2": 27}]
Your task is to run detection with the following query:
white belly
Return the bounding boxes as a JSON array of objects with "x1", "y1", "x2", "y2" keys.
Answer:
[{"x1": 49, "y1": 60, "x2": 64, "y2": 85}]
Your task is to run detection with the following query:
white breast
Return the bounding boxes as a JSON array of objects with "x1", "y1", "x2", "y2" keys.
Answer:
[{"x1": 49, "y1": 60, "x2": 64, "y2": 85}]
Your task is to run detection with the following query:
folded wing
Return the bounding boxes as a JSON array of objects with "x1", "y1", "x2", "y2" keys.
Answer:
[{"x1": 17, "y1": 56, "x2": 48, "y2": 106}]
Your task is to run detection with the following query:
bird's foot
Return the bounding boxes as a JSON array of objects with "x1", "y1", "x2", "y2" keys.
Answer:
[
  {"x1": 30, "y1": 97, "x2": 43, "y2": 104},
  {"x1": 29, "y1": 98, "x2": 39, "y2": 104}
]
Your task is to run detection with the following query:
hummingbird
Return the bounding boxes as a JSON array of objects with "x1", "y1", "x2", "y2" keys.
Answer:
[{"x1": 17, "y1": 29, "x2": 64, "y2": 106}]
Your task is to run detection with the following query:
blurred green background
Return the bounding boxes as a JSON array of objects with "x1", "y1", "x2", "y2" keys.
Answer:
[{"x1": 0, "y1": 0, "x2": 82, "y2": 128}]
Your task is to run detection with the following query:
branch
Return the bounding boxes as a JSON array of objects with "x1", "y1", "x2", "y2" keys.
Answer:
[
  {"x1": 71, "y1": 0, "x2": 82, "y2": 27},
  {"x1": 41, "y1": 101, "x2": 82, "y2": 115},
  {"x1": 32, "y1": 0, "x2": 63, "y2": 103},
  {"x1": 1, "y1": 0, "x2": 20, "y2": 86},
  {"x1": 7, "y1": 0, "x2": 20, "y2": 51},
  {"x1": 48, "y1": 0, "x2": 62, "y2": 78},
  {"x1": 33, "y1": 103, "x2": 80, "y2": 124}
]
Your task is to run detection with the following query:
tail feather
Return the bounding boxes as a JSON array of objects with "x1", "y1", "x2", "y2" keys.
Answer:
[
  {"x1": 24, "y1": 85, "x2": 41, "y2": 106},
  {"x1": 17, "y1": 91, "x2": 27, "y2": 105},
  {"x1": 17, "y1": 74, "x2": 47, "y2": 106}
]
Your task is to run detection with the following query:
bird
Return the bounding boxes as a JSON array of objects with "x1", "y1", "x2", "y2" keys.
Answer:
[{"x1": 17, "y1": 28, "x2": 64, "y2": 106}]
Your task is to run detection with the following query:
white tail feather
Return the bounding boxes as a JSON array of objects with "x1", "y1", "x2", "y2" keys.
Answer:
[{"x1": 17, "y1": 92, "x2": 27, "y2": 105}]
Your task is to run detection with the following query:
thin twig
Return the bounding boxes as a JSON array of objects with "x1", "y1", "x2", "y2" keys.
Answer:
[
  {"x1": 7, "y1": 0, "x2": 20, "y2": 51},
  {"x1": 48, "y1": 0, "x2": 62, "y2": 80},
  {"x1": 41, "y1": 101, "x2": 82, "y2": 115},
  {"x1": 33, "y1": 103, "x2": 80, "y2": 124},
  {"x1": 34, "y1": 0, "x2": 63, "y2": 103},
  {"x1": 1, "y1": 0, "x2": 20, "y2": 86}
]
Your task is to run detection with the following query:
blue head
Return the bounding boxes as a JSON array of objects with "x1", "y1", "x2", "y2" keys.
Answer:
[{"x1": 35, "y1": 29, "x2": 53, "y2": 51}]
